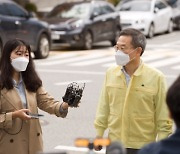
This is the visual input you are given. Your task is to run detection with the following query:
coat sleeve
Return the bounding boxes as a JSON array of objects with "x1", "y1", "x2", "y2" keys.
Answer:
[
  {"x1": 94, "y1": 72, "x2": 110, "y2": 137},
  {"x1": 36, "y1": 86, "x2": 68, "y2": 118},
  {"x1": 0, "y1": 91, "x2": 13, "y2": 128},
  {"x1": 0, "y1": 112, "x2": 13, "y2": 128},
  {"x1": 155, "y1": 74, "x2": 173, "y2": 140}
]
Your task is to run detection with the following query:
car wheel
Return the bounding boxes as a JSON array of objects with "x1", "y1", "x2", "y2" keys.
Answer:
[
  {"x1": 167, "y1": 20, "x2": 173, "y2": 33},
  {"x1": 83, "y1": 31, "x2": 93, "y2": 50},
  {"x1": 111, "y1": 27, "x2": 121, "y2": 46},
  {"x1": 147, "y1": 24, "x2": 154, "y2": 38},
  {"x1": 34, "y1": 34, "x2": 50, "y2": 59},
  {"x1": 177, "y1": 21, "x2": 180, "y2": 30}
]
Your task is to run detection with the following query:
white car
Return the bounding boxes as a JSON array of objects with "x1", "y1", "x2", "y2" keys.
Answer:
[{"x1": 116, "y1": 0, "x2": 173, "y2": 38}]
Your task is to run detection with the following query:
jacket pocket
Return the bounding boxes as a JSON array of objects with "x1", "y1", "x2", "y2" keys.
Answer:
[
  {"x1": 107, "y1": 84, "x2": 126, "y2": 115},
  {"x1": 129, "y1": 116, "x2": 155, "y2": 142},
  {"x1": 108, "y1": 113, "x2": 121, "y2": 139}
]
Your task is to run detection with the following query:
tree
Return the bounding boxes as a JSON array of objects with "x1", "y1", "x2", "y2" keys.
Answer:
[{"x1": 108, "y1": 0, "x2": 120, "y2": 6}]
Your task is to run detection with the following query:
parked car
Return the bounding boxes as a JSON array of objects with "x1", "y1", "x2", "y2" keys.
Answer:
[
  {"x1": 42, "y1": 0, "x2": 121, "y2": 50},
  {"x1": 116, "y1": 0, "x2": 173, "y2": 38},
  {"x1": 0, "y1": 0, "x2": 51, "y2": 59},
  {"x1": 166, "y1": 0, "x2": 180, "y2": 29}
]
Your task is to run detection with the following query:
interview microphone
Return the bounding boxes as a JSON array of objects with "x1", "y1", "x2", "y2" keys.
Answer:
[{"x1": 106, "y1": 141, "x2": 126, "y2": 154}]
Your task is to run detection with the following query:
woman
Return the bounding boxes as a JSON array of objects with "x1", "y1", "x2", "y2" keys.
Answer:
[{"x1": 0, "y1": 39, "x2": 70, "y2": 154}]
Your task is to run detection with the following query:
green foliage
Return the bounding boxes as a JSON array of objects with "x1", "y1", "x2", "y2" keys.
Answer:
[
  {"x1": 108, "y1": 0, "x2": 120, "y2": 6},
  {"x1": 25, "y1": 2, "x2": 37, "y2": 13}
]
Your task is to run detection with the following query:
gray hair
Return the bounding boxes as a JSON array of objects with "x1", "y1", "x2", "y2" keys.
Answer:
[{"x1": 119, "y1": 28, "x2": 147, "y2": 56}]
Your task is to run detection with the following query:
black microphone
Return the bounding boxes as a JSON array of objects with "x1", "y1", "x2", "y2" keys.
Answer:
[{"x1": 106, "y1": 141, "x2": 126, "y2": 154}]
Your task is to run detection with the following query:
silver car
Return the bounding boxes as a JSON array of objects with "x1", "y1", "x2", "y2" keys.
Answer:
[{"x1": 116, "y1": 0, "x2": 173, "y2": 38}]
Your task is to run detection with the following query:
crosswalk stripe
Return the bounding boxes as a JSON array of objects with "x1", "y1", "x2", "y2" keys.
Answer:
[
  {"x1": 67, "y1": 50, "x2": 176, "y2": 67},
  {"x1": 172, "y1": 65, "x2": 180, "y2": 70},
  {"x1": 35, "y1": 49, "x2": 179, "y2": 69},
  {"x1": 102, "y1": 56, "x2": 180, "y2": 68},
  {"x1": 102, "y1": 62, "x2": 115, "y2": 67},
  {"x1": 35, "y1": 53, "x2": 78, "y2": 63},
  {"x1": 37, "y1": 53, "x2": 108, "y2": 66},
  {"x1": 47, "y1": 53, "x2": 77, "y2": 60},
  {"x1": 142, "y1": 51, "x2": 180, "y2": 62},
  {"x1": 148, "y1": 56, "x2": 180, "y2": 67},
  {"x1": 69, "y1": 56, "x2": 114, "y2": 66}
]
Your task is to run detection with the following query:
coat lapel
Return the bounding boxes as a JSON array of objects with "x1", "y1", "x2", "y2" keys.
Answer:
[
  {"x1": 24, "y1": 88, "x2": 36, "y2": 112},
  {"x1": 1, "y1": 88, "x2": 23, "y2": 110}
]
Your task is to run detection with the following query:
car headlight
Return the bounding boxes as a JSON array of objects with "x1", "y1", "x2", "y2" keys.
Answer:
[{"x1": 69, "y1": 19, "x2": 84, "y2": 30}]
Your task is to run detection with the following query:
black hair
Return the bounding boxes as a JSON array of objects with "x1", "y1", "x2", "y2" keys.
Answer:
[
  {"x1": 119, "y1": 28, "x2": 147, "y2": 56},
  {"x1": 0, "y1": 39, "x2": 42, "y2": 92},
  {"x1": 166, "y1": 75, "x2": 180, "y2": 127}
]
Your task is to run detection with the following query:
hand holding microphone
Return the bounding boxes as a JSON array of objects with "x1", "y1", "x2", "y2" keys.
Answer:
[{"x1": 62, "y1": 82, "x2": 85, "y2": 107}]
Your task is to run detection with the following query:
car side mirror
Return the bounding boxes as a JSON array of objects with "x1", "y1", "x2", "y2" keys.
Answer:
[
  {"x1": 26, "y1": 11, "x2": 37, "y2": 18},
  {"x1": 154, "y1": 7, "x2": 159, "y2": 14},
  {"x1": 90, "y1": 12, "x2": 99, "y2": 19}
]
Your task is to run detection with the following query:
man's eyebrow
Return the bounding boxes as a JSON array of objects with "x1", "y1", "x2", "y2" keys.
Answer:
[{"x1": 117, "y1": 42, "x2": 126, "y2": 46}]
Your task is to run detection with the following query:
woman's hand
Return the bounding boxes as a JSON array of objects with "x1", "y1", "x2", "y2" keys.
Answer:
[
  {"x1": 61, "y1": 102, "x2": 69, "y2": 110},
  {"x1": 12, "y1": 109, "x2": 31, "y2": 120}
]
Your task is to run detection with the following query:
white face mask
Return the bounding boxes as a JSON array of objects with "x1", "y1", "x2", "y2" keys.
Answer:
[
  {"x1": 11, "y1": 57, "x2": 29, "y2": 72},
  {"x1": 115, "y1": 49, "x2": 136, "y2": 66}
]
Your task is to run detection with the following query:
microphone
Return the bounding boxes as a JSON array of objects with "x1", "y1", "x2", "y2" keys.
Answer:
[{"x1": 106, "y1": 141, "x2": 126, "y2": 154}]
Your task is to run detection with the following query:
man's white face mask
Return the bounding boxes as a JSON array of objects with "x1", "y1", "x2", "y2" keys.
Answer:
[
  {"x1": 115, "y1": 49, "x2": 137, "y2": 66},
  {"x1": 11, "y1": 57, "x2": 29, "y2": 72}
]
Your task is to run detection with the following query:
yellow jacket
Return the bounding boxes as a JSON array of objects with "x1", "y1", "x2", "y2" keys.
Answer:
[{"x1": 94, "y1": 62, "x2": 172, "y2": 149}]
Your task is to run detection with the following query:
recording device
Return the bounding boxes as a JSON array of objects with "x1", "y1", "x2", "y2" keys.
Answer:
[
  {"x1": 28, "y1": 113, "x2": 44, "y2": 119},
  {"x1": 62, "y1": 82, "x2": 85, "y2": 107}
]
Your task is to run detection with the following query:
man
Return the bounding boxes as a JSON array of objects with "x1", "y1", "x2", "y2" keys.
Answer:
[
  {"x1": 138, "y1": 75, "x2": 180, "y2": 154},
  {"x1": 94, "y1": 28, "x2": 172, "y2": 154}
]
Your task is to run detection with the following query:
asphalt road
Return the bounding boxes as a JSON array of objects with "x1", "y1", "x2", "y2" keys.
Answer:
[{"x1": 33, "y1": 31, "x2": 180, "y2": 154}]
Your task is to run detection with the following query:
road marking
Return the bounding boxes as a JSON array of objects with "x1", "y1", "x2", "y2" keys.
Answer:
[
  {"x1": 35, "y1": 48, "x2": 180, "y2": 69},
  {"x1": 37, "y1": 53, "x2": 108, "y2": 66},
  {"x1": 148, "y1": 56, "x2": 180, "y2": 67},
  {"x1": 69, "y1": 57, "x2": 114, "y2": 66},
  {"x1": 54, "y1": 145, "x2": 105, "y2": 154},
  {"x1": 37, "y1": 69, "x2": 177, "y2": 79},
  {"x1": 55, "y1": 80, "x2": 92, "y2": 86},
  {"x1": 37, "y1": 69, "x2": 105, "y2": 75},
  {"x1": 172, "y1": 65, "x2": 180, "y2": 70}
]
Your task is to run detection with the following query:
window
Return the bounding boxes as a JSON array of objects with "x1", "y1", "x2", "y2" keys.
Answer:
[
  {"x1": 100, "y1": 4, "x2": 114, "y2": 14},
  {"x1": 0, "y1": 4, "x2": 10, "y2": 16},
  {"x1": 4, "y1": 3, "x2": 27, "y2": 17},
  {"x1": 155, "y1": 1, "x2": 167, "y2": 9},
  {"x1": 92, "y1": 4, "x2": 102, "y2": 16},
  {"x1": 119, "y1": 1, "x2": 151, "y2": 11},
  {"x1": 47, "y1": 3, "x2": 90, "y2": 19}
]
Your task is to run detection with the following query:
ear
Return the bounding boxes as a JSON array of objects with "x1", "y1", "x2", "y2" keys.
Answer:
[{"x1": 136, "y1": 47, "x2": 142, "y2": 56}]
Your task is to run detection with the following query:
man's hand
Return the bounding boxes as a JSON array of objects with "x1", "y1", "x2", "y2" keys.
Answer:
[
  {"x1": 94, "y1": 136, "x2": 103, "y2": 151},
  {"x1": 94, "y1": 145, "x2": 103, "y2": 151}
]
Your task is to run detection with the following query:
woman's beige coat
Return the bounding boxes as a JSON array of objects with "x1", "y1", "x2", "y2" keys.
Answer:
[{"x1": 0, "y1": 86, "x2": 67, "y2": 154}]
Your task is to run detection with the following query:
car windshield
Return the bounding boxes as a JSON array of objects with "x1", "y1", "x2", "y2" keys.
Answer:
[
  {"x1": 47, "y1": 3, "x2": 90, "y2": 18},
  {"x1": 119, "y1": 1, "x2": 151, "y2": 11}
]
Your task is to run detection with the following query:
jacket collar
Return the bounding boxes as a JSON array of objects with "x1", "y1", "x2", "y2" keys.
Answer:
[{"x1": 116, "y1": 59, "x2": 144, "y2": 77}]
